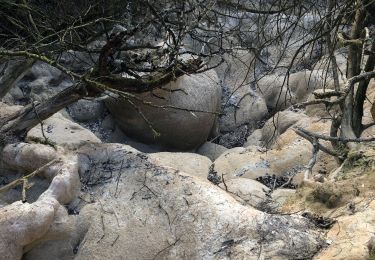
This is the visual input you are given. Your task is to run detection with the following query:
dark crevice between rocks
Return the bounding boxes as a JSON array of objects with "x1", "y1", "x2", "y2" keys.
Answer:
[
  {"x1": 256, "y1": 174, "x2": 297, "y2": 190},
  {"x1": 207, "y1": 164, "x2": 221, "y2": 185}
]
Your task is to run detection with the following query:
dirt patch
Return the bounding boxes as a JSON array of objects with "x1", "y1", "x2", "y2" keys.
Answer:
[{"x1": 282, "y1": 149, "x2": 375, "y2": 215}]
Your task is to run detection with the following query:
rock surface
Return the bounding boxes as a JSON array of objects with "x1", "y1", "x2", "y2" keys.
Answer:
[
  {"x1": 219, "y1": 178, "x2": 270, "y2": 208},
  {"x1": 2, "y1": 142, "x2": 58, "y2": 172},
  {"x1": 215, "y1": 117, "x2": 337, "y2": 182},
  {"x1": 67, "y1": 99, "x2": 104, "y2": 122},
  {"x1": 213, "y1": 143, "x2": 311, "y2": 181},
  {"x1": 196, "y1": 141, "x2": 228, "y2": 161},
  {"x1": 257, "y1": 70, "x2": 325, "y2": 111},
  {"x1": 0, "y1": 143, "x2": 325, "y2": 259},
  {"x1": 216, "y1": 51, "x2": 269, "y2": 132},
  {"x1": 73, "y1": 144, "x2": 323, "y2": 259},
  {"x1": 26, "y1": 113, "x2": 101, "y2": 149},
  {"x1": 256, "y1": 110, "x2": 308, "y2": 147},
  {"x1": 105, "y1": 70, "x2": 221, "y2": 150},
  {"x1": 149, "y1": 152, "x2": 212, "y2": 181}
]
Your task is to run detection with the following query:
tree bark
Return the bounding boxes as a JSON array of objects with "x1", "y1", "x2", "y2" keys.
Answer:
[
  {"x1": 353, "y1": 37, "x2": 375, "y2": 136},
  {"x1": 0, "y1": 84, "x2": 86, "y2": 137},
  {"x1": 341, "y1": 0, "x2": 366, "y2": 139}
]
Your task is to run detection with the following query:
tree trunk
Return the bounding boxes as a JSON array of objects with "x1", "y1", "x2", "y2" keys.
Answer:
[
  {"x1": 353, "y1": 37, "x2": 375, "y2": 136},
  {"x1": 341, "y1": 0, "x2": 366, "y2": 139},
  {"x1": 0, "y1": 84, "x2": 86, "y2": 138}
]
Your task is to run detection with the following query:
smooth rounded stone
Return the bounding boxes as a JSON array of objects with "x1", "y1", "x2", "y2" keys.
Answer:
[
  {"x1": 107, "y1": 126, "x2": 162, "y2": 153},
  {"x1": 8, "y1": 85, "x2": 24, "y2": 101},
  {"x1": 260, "y1": 110, "x2": 308, "y2": 147},
  {"x1": 219, "y1": 178, "x2": 269, "y2": 208},
  {"x1": 245, "y1": 129, "x2": 263, "y2": 147},
  {"x1": 315, "y1": 200, "x2": 375, "y2": 259},
  {"x1": 305, "y1": 89, "x2": 340, "y2": 117},
  {"x1": 0, "y1": 143, "x2": 324, "y2": 259},
  {"x1": 105, "y1": 70, "x2": 221, "y2": 150},
  {"x1": 0, "y1": 199, "x2": 58, "y2": 259},
  {"x1": 28, "y1": 78, "x2": 73, "y2": 102},
  {"x1": 23, "y1": 240, "x2": 75, "y2": 260},
  {"x1": 216, "y1": 51, "x2": 269, "y2": 132},
  {"x1": 214, "y1": 143, "x2": 311, "y2": 181},
  {"x1": 70, "y1": 144, "x2": 324, "y2": 259},
  {"x1": 58, "y1": 50, "x2": 95, "y2": 72},
  {"x1": 0, "y1": 153, "x2": 81, "y2": 259},
  {"x1": 21, "y1": 62, "x2": 74, "y2": 103},
  {"x1": 101, "y1": 114, "x2": 116, "y2": 131},
  {"x1": 149, "y1": 152, "x2": 212, "y2": 181},
  {"x1": 229, "y1": 118, "x2": 337, "y2": 184},
  {"x1": 0, "y1": 102, "x2": 23, "y2": 119},
  {"x1": 2, "y1": 142, "x2": 58, "y2": 172},
  {"x1": 271, "y1": 189, "x2": 296, "y2": 206},
  {"x1": 67, "y1": 99, "x2": 104, "y2": 122},
  {"x1": 26, "y1": 112, "x2": 101, "y2": 149},
  {"x1": 58, "y1": 108, "x2": 73, "y2": 120},
  {"x1": 196, "y1": 142, "x2": 228, "y2": 161},
  {"x1": 219, "y1": 92, "x2": 268, "y2": 132},
  {"x1": 214, "y1": 117, "x2": 338, "y2": 182},
  {"x1": 26, "y1": 62, "x2": 63, "y2": 80},
  {"x1": 257, "y1": 69, "x2": 325, "y2": 111}
]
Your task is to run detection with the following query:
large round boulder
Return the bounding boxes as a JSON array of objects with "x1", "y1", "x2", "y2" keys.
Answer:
[
  {"x1": 257, "y1": 69, "x2": 326, "y2": 111},
  {"x1": 105, "y1": 70, "x2": 221, "y2": 150},
  {"x1": 216, "y1": 51, "x2": 269, "y2": 132}
]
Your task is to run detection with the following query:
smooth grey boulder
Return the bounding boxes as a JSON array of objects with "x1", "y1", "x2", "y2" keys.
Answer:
[{"x1": 105, "y1": 70, "x2": 221, "y2": 150}]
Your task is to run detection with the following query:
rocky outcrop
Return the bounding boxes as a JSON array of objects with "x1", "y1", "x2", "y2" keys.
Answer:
[
  {"x1": 251, "y1": 110, "x2": 308, "y2": 148},
  {"x1": 0, "y1": 143, "x2": 325, "y2": 259},
  {"x1": 67, "y1": 99, "x2": 104, "y2": 123},
  {"x1": 196, "y1": 141, "x2": 228, "y2": 161},
  {"x1": 149, "y1": 152, "x2": 212, "y2": 181},
  {"x1": 74, "y1": 144, "x2": 323, "y2": 259},
  {"x1": 257, "y1": 70, "x2": 326, "y2": 111},
  {"x1": 26, "y1": 112, "x2": 101, "y2": 149},
  {"x1": 218, "y1": 178, "x2": 270, "y2": 208},
  {"x1": 216, "y1": 51, "x2": 268, "y2": 132},
  {"x1": 216, "y1": 116, "x2": 337, "y2": 182},
  {"x1": 105, "y1": 70, "x2": 221, "y2": 150},
  {"x1": 12, "y1": 62, "x2": 74, "y2": 103},
  {"x1": 0, "y1": 143, "x2": 80, "y2": 259}
]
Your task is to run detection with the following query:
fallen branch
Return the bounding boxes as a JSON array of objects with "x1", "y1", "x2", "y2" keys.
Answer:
[
  {"x1": 293, "y1": 127, "x2": 341, "y2": 158},
  {"x1": 295, "y1": 126, "x2": 375, "y2": 143}
]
